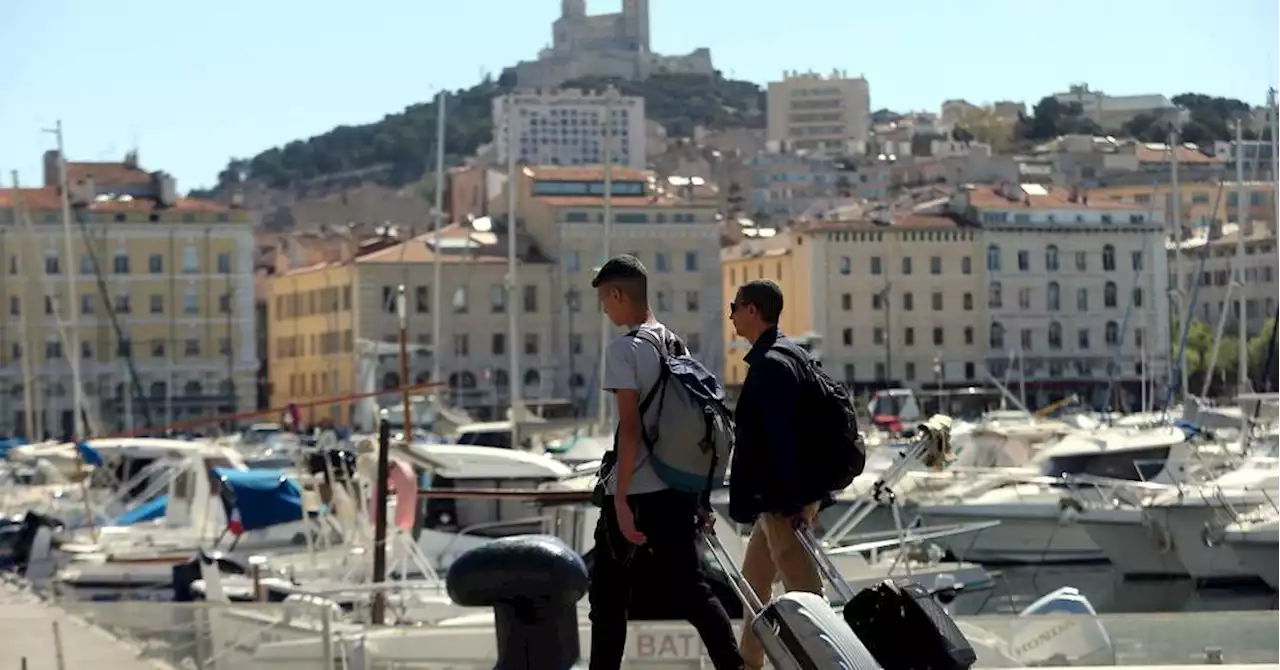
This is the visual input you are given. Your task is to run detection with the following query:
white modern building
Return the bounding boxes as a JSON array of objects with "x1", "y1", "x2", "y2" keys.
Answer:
[
  {"x1": 766, "y1": 70, "x2": 871, "y2": 157},
  {"x1": 492, "y1": 89, "x2": 647, "y2": 169}
]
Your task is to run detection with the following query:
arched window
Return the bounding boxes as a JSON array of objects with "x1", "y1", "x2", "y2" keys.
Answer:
[
  {"x1": 988, "y1": 281, "x2": 1003, "y2": 308},
  {"x1": 382, "y1": 371, "x2": 400, "y2": 390},
  {"x1": 149, "y1": 381, "x2": 166, "y2": 398},
  {"x1": 1105, "y1": 320, "x2": 1119, "y2": 345},
  {"x1": 414, "y1": 371, "x2": 431, "y2": 384},
  {"x1": 986, "y1": 244, "x2": 1002, "y2": 272},
  {"x1": 523, "y1": 369, "x2": 540, "y2": 387},
  {"x1": 839, "y1": 256, "x2": 851, "y2": 275},
  {"x1": 990, "y1": 322, "x2": 1005, "y2": 348},
  {"x1": 184, "y1": 380, "x2": 203, "y2": 396},
  {"x1": 1047, "y1": 281, "x2": 1060, "y2": 311},
  {"x1": 1048, "y1": 322, "x2": 1063, "y2": 350},
  {"x1": 460, "y1": 371, "x2": 478, "y2": 389},
  {"x1": 1076, "y1": 287, "x2": 1088, "y2": 311},
  {"x1": 1045, "y1": 245, "x2": 1059, "y2": 272},
  {"x1": 1102, "y1": 245, "x2": 1116, "y2": 271},
  {"x1": 569, "y1": 373, "x2": 585, "y2": 388},
  {"x1": 493, "y1": 369, "x2": 509, "y2": 388},
  {"x1": 1104, "y1": 281, "x2": 1117, "y2": 308}
]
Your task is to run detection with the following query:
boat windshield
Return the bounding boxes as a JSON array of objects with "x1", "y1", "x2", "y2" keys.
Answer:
[{"x1": 1042, "y1": 445, "x2": 1171, "y2": 481}]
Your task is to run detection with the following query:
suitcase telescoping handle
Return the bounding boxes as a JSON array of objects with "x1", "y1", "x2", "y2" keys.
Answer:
[
  {"x1": 794, "y1": 525, "x2": 857, "y2": 603},
  {"x1": 700, "y1": 530, "x2": 768, "y2": 618}
]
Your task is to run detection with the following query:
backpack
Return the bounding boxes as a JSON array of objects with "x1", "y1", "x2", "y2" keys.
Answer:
[
  {"x1": 772, "y1": 345, "x2": 866, "y2": 492},
  {"x1": 629, "y1": 328, "x2": 734, "y2": 494}
]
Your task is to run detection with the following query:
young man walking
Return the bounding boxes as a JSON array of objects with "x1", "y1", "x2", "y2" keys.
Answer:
[
  {"x1": 727, "y1": 279, "x2": 829, "y2": 670},
  {"x1": 588, "y1": 254, "x2": 743, "y2": 670}
]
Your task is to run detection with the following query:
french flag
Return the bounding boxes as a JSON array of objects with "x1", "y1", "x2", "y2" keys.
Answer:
[{"x1": 227, "y1": 507, "x2": 244, "y2": 536}]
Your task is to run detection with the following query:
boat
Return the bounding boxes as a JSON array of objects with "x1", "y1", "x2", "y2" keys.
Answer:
[
  {"x1": 1221, "y1": 509, "x2": 1279, "y2": 589},
  {"x1": 916, "y1": 423, "x2": 1207, "y2": 564}
]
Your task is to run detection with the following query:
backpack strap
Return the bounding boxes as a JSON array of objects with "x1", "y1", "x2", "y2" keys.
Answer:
[
  {"x1": 769, "y1": 342, "x2": 815, "y2": 377},
  {"x1": 628, "y1": 328, "x2": 673, "y2": 415}
]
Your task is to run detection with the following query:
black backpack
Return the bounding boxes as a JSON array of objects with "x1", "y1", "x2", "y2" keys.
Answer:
[{"x1": 772, "y1": 345, "x2": 866, "y2": 492}]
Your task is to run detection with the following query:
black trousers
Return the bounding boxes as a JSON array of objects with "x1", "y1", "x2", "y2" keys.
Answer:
[{"x1": 589, "y1": 490, "x2": 742, "y2": 670}]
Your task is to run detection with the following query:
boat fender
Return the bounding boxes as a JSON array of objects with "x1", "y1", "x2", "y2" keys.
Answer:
[{"x1": 446, "y1": 535, "x2": 588, "y2": 670}]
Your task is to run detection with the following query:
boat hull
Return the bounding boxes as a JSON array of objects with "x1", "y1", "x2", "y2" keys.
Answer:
[
  {"x1": 1145, "y1": 504, "x2": 1249, "y2": 581},
  {"x1": 1077, "y1": 508, "x2": 1188, "y2": 578},
  {"x1": 919, "y1": 503, "x2": 1104, "y2": 564},
  {"x1": 1223, "y1": 537, "x2": 1279, "y2": 589}
]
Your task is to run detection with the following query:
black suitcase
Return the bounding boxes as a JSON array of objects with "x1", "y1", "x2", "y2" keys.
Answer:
[
  {"x1": 842, "y1": 579, "x2": 977, "y2": 670},
  {"x1": 795, "y1": 526, "x2": 975, "y2": 670}
]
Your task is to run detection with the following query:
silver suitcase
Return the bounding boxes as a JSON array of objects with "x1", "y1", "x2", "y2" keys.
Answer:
[{"x1": 701, "y1": 531, "x2": 880, "y2": 670}]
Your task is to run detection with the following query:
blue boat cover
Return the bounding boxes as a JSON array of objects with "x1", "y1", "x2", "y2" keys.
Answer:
[
  {"x1": 113, "y1": 495, "x2": 168, "y2": 526},
  {"x1": 76, "y1": 441, "x2": 104, "y2": 467},
  {"x1": 212, "y1": 468, "x2": 304, "y2": 532},
  {"x1": 0, "y1": 437, "x2": 30, "y2": 459}
]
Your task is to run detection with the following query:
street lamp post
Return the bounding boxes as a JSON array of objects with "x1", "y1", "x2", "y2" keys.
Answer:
[{"x1": 565, "y1": 289, "x2": 580, "y2": 415}]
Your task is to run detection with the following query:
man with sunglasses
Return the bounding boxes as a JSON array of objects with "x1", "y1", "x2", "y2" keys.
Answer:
[{"x1": 727, "y1": 279, "x2": 828, "y2": 670}]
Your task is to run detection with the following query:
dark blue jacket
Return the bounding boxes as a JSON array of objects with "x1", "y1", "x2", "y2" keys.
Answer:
[{"x1": 729, "y1": 327, "x2": 830, "y2": 524}]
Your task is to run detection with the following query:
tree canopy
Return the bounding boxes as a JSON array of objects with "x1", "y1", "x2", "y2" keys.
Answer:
[
  {"x1": 1006, "y1": 93, "x2": 1260, "y2": 144},
  {"x1": 201, "y1": 72, "x2": 764, "y2": 194},
  {"x1": 1176, "y1": 317, "x2": 1278, "y2": 395}
]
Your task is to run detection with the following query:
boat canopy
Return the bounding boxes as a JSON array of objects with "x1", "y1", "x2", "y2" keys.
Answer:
[{"x1": 212, "y1": 467, "x2": 304, "y2": 531}]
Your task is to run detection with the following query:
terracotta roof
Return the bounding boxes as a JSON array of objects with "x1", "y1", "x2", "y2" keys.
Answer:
[
  {"x1": 966, "y1": 185, "x2": 1146, "y2": 211},
  {"x1": 523, "y1": 165, "x2": 652, "y2": 181},
  {"x1": 537, "y1": 195, "x2": 704, "y2": 208},
  {"x1": 1133, "y1": 144, "x2": 1223, "y2": 165},
  {"x1": 806, "y1": 214, "x2": 968, "y2": 232},
  {"x1": 0, "y1": 187, "x2": 231, "y2": 213},
  {"x1": 66, "y1": 161, "x2": 153, "y2": 186}
]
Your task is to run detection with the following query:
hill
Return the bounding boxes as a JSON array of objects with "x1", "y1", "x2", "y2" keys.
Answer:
[{"x1": 204, "y1": 72, "x2": 765, "y2": 194}]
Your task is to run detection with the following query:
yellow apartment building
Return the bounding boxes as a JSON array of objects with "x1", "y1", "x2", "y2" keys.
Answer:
[
  {"x1": 0, "y1": 152, "x2": 257, "y2": 438},
  {"x1": 720, "y1": 230, "x2": 815, "y2": 387},
  {"x1": 267, "y1": 224, "x2": 558, "y2": 426}
]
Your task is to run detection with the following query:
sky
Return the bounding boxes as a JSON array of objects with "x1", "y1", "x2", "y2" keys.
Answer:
[{"x1": 2, "y1": 0, "x2": 1277, "y2": 192}]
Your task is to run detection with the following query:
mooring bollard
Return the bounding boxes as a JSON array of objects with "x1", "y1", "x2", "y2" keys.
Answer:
[{"x1": 446, "y1": 535, "x2": 588, "y2": 670}]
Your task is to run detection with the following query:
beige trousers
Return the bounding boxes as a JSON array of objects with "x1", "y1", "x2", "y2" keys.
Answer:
[{"x1": 738, "y1": 501, "x2": 824, "y2": 669}]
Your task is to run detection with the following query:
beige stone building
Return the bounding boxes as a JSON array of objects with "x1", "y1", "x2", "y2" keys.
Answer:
[
  {"x1": 487, "y1": 165, "x2": 726, "y2": 414},
  {"x1": 958, "y1": 183, "x2": 1172, "y2": 407},
  {"x1": 720, "y1": 215, "x2": 985, "y2": 393},
  {"x1": 767, "y1": 70, "x2": 871, "y2": 156},
  {"x1": 267, "y1": 224, "x2": 557, "y2": 424},
  {"x1": 1170, "y1": 222, "x2": 1277, "y2": 338},
  {"x1": 1, "y1": 153, "x2": 256, "y2": 438}
]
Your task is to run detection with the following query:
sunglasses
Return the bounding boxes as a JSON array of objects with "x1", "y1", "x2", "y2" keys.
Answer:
[{"x1": 729, "y1": 301, "x2": 749, "y2": 314}]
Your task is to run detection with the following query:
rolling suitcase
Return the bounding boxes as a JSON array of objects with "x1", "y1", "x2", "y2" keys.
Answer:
[
  {"x1": 700, "y1": 531, "x2": 880, "y2": 670},
  {"x1": 796, "y1": 526, "x2": 977, "y2": 670}
]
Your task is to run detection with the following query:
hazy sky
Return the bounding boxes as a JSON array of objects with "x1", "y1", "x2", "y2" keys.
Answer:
[{"x1": 2, "y1": 0, "x2": 1277, "y2": 191}]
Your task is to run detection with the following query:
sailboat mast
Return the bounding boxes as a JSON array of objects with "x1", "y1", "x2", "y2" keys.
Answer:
[
  {"x1": 1234, "y1": 120, "x2": 1248, "y2": 394},
  {"x1": 48, "y1": 122, "x2": 84, "y2": 439},
  {"x1": 1270, "y1": 88, "x2": 1279, "y2": 184},
  {"x1": 596, "y1": 86, "x2": 616, "y2": 428},
  {"x1": 431, "y1": 91, "x2": 446, "y2": 388},
  {"x1": 506, "y1": 109, "x2": 522, "y2": 450},
  {"x1": 1169, "y1": 131, "x2": 1188, "y2": 400}
]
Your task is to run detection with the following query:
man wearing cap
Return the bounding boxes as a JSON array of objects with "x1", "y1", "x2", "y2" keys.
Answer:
[{"x1": 587, "y1": 254, "x2": 743, "y2": 670}]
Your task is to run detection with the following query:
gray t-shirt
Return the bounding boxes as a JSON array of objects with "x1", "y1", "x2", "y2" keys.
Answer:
[{"x1": 602, "y1": 320, "x2": 671, "y2": 496}]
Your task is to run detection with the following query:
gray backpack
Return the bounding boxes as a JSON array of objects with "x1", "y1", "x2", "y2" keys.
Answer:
[{"x1": 630, "y1": 329, "x2": 734, "y2": 494}]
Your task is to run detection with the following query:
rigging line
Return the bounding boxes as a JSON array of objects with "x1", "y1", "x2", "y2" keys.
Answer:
[
  {"x1": 73, "y1": 208, "x2": 154, "y2": 428},
  {"x1": 1161, "y1": 179, "x2": 1227, "y2": 416}
]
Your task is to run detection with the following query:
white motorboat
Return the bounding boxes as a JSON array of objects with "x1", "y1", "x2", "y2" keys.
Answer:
[
  {"x1": 1221, "y1": 510, "x2": 1279, "y2": 589},
  {"x1": 916, "y1": 424, "x2": 1202, "y2": 564},
  {"x1": 1143, "y1": 450, "x2": 1280, "y2": 582}
]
